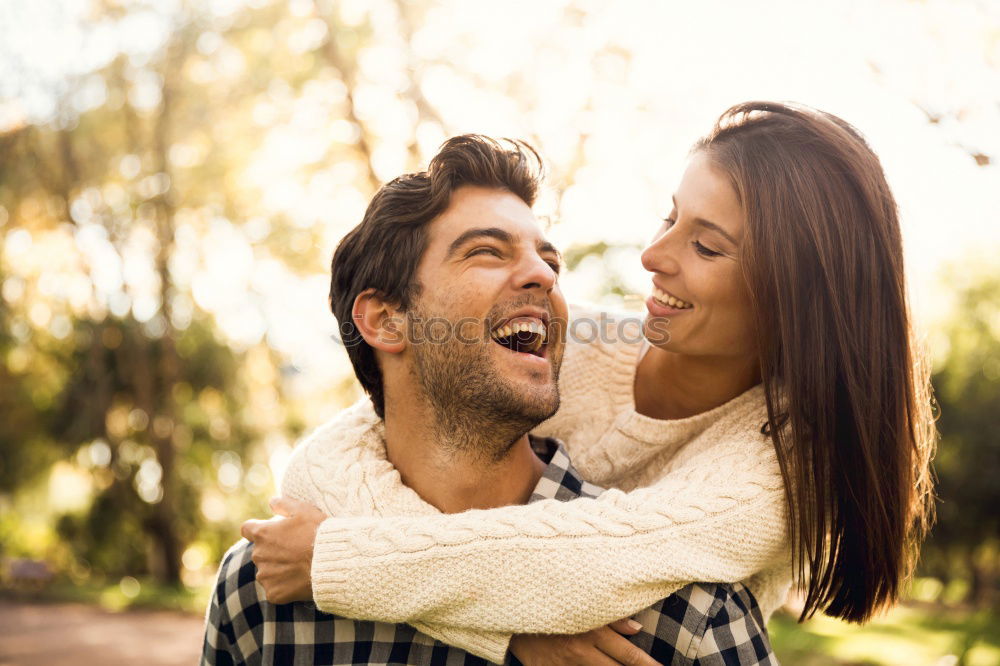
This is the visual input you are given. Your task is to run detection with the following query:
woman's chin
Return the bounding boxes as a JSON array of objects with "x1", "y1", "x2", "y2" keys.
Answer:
[{"x1": 642, "y1": 318, "x2": 677, "y2": 350}]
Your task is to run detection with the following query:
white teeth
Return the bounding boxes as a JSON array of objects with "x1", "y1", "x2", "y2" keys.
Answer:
[
  {"x1": 652, "y1": 287, "x2": 692, "y2": 309},
  {"x1": 491, "y1": 319, "x2": 548, "y2": 344}
]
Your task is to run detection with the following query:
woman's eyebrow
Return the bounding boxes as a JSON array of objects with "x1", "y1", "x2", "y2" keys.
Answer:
[
  {"x1": 671, "y1": 195, "x2": 738, "y2": 245},
  {"x1": 694, "y1": 219, "x2": 738, "y2": 246}
]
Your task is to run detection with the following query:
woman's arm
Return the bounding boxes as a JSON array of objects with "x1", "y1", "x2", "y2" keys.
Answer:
[
  {"x1": 308, "y1": 445, "x2": 787, "y2": 635},
  {"x1": 245, "y1": 498, "x2": 661, "y2": 665}
]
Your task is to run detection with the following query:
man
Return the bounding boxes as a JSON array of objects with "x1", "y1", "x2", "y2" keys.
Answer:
[{"x1": 201, "y1": 135, "x2": 773, "y2": 665}]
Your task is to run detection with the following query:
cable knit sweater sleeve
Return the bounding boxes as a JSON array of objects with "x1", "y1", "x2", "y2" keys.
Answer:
[{"x1": 309, "y1": 426, "x2": 787, "y2": 635}]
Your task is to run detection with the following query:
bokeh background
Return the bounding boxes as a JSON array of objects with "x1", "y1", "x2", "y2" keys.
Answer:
[{"x1": 1, "y1": 0, "x2": 998, "y2": 664}]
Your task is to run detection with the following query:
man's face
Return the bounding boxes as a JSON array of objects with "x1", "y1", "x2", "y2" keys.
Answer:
[{"x1": 402, "y1": 185, "x2": 568, "y2": 452}]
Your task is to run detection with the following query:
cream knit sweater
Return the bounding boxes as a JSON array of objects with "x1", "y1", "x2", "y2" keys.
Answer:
[{"x1": 280, "y1": 306, "x2": 793, "y2": 664}]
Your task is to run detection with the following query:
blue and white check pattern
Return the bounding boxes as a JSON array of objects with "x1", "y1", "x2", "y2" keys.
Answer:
[{"x1": 202, "y1": 436, "x2": 776, "y2": 665}]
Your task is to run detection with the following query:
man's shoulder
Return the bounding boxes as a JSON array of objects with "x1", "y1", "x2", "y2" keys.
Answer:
[
  {"x1": 291, "y1": 398, "x2": 383, "y2": 460},
  {"x1": 205, "y1": 540, "x2": 490, "y2": 666},
  {"x1": 279, "y1": 399, "x2": 384, "y2": 505}
]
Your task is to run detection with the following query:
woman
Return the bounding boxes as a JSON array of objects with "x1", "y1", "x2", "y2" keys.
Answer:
[{"x1": 246, "y1": 102, "x2": 936, "y2": 664}]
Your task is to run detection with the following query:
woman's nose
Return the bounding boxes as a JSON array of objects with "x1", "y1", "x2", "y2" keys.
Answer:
[{"x1": 641, "y1": 230, "x2": 681, "y2": 275}]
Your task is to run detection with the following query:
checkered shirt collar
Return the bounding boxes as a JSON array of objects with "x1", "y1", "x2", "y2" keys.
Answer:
[{"x1": 527, "y1": 435, "x2": 605, "y2": 502}]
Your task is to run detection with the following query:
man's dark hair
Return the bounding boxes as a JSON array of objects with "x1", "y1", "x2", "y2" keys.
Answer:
[{"x1": 329, "y1": 134, "x2": 544, "y2": 418}]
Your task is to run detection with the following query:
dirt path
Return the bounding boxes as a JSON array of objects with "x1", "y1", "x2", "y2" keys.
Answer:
[{"x1": 0, "y1": 600, "x2": 205, "y2": 665}]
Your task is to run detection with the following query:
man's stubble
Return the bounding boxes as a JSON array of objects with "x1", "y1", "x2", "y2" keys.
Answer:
[{"x1": 406, "y1": 299, "x2": 561, "y2": 463}]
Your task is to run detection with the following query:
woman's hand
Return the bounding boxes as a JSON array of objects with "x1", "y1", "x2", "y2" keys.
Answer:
[
  {"x1": 240, "y1": 497, "x2": 325, "y2": 604},
  {"x1": 509, "y1": 618, "x2": 662, "y2": 666}
]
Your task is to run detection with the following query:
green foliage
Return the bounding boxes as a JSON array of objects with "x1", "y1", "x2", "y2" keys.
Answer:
[
  {"x1": 563, "y1": 241, "x2": 616, "y2": 270},
  {"x1": 769, "y1": 603, "x2": 1000, "y2": 665},
  {"x1": 922, "y1": 268, "x2": 1000, "y2": 606},
  {"x1": 41, "y1": 313, "x2": 273, "y2": 581},
  {"x1": 0, "y1": 266, "x2": 67, "y2": 492},
  {"x1": 0, "y1": 0, "x2": 333, "y2": 584},
  {"x1": 55, "y1": 488, "x2": 148, "y2": 578}
]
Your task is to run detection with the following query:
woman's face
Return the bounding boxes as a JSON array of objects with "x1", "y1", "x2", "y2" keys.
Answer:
[{"x1": 641, "y1": 150, "x2": 757, "y2": 360}]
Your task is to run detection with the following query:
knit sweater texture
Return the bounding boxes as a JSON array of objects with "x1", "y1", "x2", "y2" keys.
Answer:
[{"x1": 280, "y1": 305, "x2": 793, "y2": 664}]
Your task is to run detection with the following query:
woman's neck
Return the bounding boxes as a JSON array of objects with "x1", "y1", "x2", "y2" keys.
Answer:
[{"x1": 633, "y1": 345, "x2": 761, "y2": 420}]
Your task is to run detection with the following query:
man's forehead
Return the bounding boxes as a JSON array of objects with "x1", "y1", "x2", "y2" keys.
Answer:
[{"x1": 429, "y1": 187, "x2": 548, "y2": 249}]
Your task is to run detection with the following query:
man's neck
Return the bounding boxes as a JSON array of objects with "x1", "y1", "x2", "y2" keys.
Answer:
[
  {"x1": 634, "y1": 345, "x2": 760, "y2": 420},
  {"x1": 381, "y1": 397, "x2": 547, "y2": 514}
]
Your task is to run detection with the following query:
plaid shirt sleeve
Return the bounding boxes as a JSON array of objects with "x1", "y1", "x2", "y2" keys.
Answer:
[
  {"x1": 628, "y1": 582, "x2": 777, "y2": 665},
  {"x1": 693, "y1": 583, "x2": 775, "y2": 665},
  {"x1": 531, "y1": 437, "x2": 778, "y2": 666}
]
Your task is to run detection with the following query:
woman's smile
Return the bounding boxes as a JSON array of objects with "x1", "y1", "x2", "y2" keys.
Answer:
[{"x1": 650, "y1": 284, "x2": 694, "y2": 310}]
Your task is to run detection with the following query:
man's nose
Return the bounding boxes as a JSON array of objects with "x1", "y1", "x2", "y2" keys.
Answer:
[{"x1": 516, "y1": 253, "x2": 558, "y2": 291}]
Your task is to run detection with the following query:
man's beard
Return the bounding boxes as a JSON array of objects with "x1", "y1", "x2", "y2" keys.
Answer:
[{"x1": 407, "y1": 302, "x2": 561, "y2": 463}]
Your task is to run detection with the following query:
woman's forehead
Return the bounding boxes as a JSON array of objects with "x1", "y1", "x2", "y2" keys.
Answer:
[{"x1": 675, "y1": 153, "x2": 744, "y2": 233}]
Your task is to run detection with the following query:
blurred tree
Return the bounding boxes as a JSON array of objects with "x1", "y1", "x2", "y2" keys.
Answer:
[
  {"x1": 49, "y1": 313, "x2": 265, "y2": 581},
  {"x1": 0, "y1": 1, "x2": 356, "y2": 583},
  {"x1": 0, "y1": 251, "x2": 60, "y2": 494},
  {"x1": 923, "y1": 268, "x2": 1000, "y2": 608},
  {"x1": 0, "y1": 0, "x2": 472, "y2": 586}
]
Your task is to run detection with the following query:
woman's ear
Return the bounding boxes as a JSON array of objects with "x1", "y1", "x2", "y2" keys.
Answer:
[{"x1": 352, "y1": 289, "x2": 406, "y2": 354}]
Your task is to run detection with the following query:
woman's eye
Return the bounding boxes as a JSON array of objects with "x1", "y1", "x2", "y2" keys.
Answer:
[
  {"x1": 662, "y1": 217, "x2": 676, "y2": 229},
  {"x1": 693, "y1": 241, "x2": 722, "y2": 258}
]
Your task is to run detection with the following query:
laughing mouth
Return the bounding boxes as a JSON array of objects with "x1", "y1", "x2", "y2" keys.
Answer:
[{"x1": 490, "y1": 319, "x2": 547, "y2": 356}]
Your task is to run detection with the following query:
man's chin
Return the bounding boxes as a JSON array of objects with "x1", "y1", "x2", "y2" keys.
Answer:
[
  {"x1": 504, "y1": 383, "x2": 560, "y2": 423},
  {"x1": 535, "y1": 393, "x2": 561, "y2": 422}
]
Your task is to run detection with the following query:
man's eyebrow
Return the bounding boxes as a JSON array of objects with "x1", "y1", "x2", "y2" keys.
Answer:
[
  {"x1": 446, "y1": 227, "x2": 515, "y2": 258},
  {"x1": 672, "y1": 195, "x2": 739, "y2": 246},
  {"x1": 538, "y1": 240, "x2": 562, "y2": 261}
]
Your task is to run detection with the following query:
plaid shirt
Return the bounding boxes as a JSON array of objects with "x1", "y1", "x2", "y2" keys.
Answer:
[{"x1": 202, "y1": 437, "x2": 776, "y2": 665}]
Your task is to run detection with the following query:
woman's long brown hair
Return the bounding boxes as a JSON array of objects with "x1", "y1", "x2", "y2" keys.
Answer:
[{"x1": 696, "y1": 102, "x2": 936, "y2": 623}]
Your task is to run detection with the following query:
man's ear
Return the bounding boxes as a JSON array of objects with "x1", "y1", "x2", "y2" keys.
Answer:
[{"x1": 352, "y1": 288, "x2": 406, "y2": 354}]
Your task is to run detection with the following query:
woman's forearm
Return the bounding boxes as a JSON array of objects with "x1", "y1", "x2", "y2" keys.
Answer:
[
  {"x1": 409, "y1": 623, "x2": 511, "y2": 664},
  {"x1": 310, "y1": 468, "x2": 787, "y2": 634}
]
